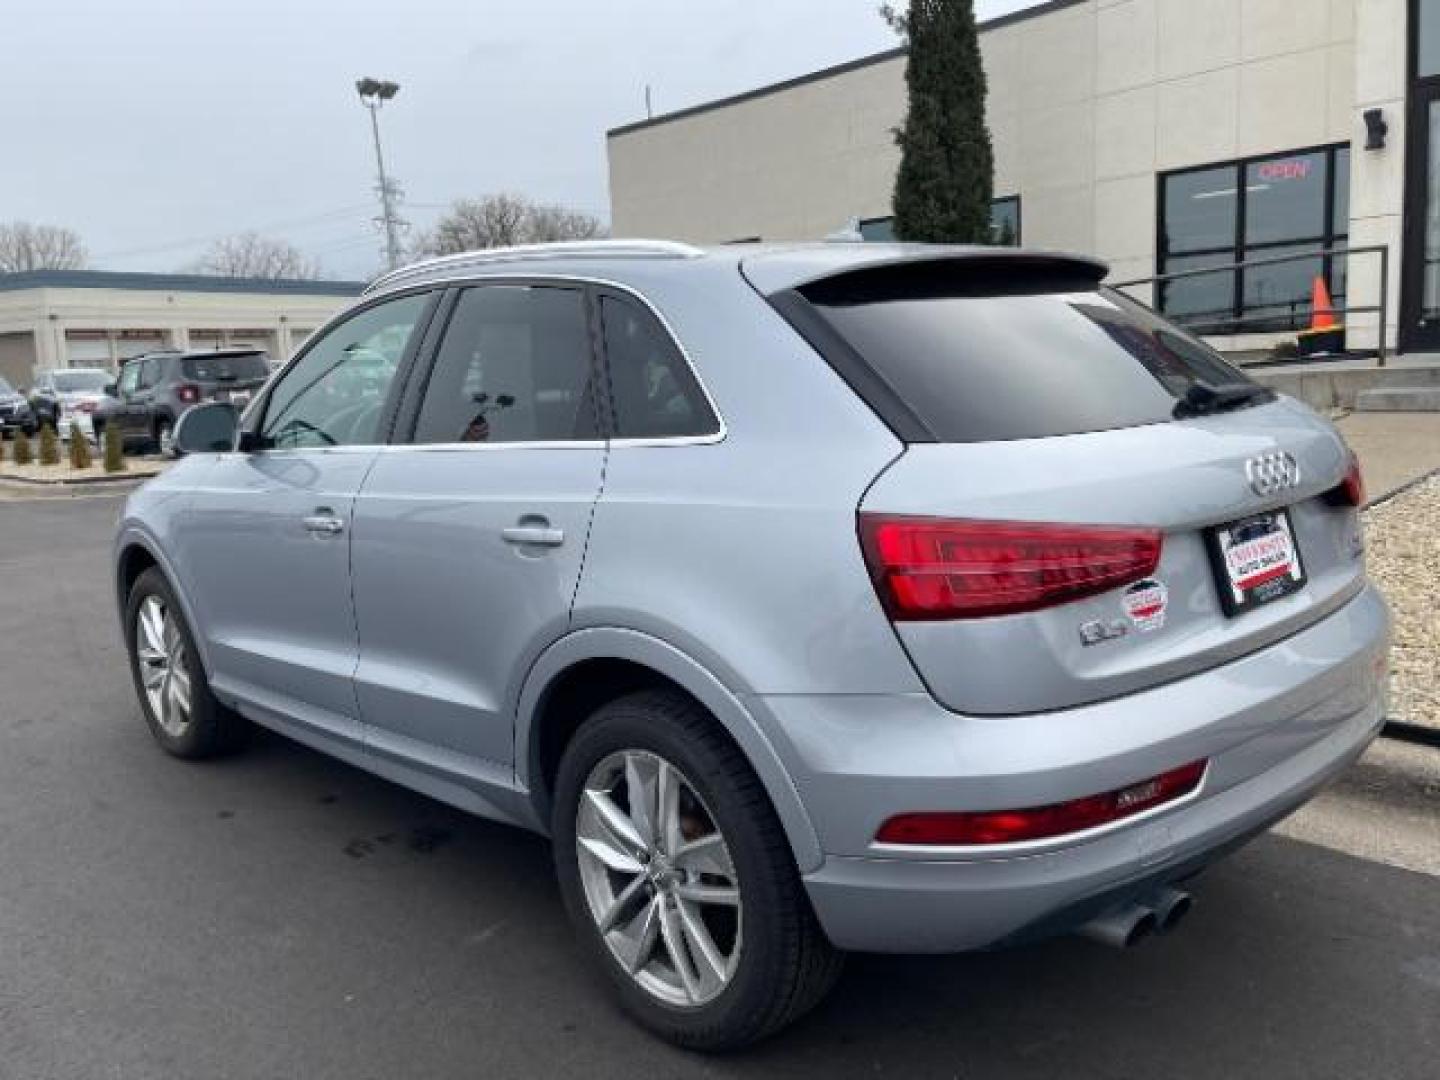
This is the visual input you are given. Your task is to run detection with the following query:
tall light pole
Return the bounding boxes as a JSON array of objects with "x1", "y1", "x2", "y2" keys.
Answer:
[{"x1": 356, "y1": 77, "x2": 403, "y2": 271}]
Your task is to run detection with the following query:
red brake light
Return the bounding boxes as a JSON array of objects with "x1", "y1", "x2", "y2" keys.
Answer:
[
  {"x1": 1341, "y1": 453, "x2": 1365, "y2": 507},
  {"x1": 876, "y1": 760, "x2": 1207, "y2": 846},
  {"x1": 176, "y1": 384, "x2": 201, "y2": 404},
  {"x1": 858, "y1": 515, "x2": 1162, "y2": 620}
]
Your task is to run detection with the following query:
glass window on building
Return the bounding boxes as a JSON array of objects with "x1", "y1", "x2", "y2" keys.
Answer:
[
  {"x1": 1421, "y1": 0, "x2": 1440, "y2": 77},
  {"x1": 859, "y1": 196, "x2": 1022, "y2": 246},
  {"x1": 1158, "y1": 145, "x2": 1350, "y2": 334}
]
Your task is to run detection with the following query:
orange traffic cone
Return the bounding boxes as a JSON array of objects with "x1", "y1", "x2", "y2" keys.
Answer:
[
  {"x1": 1310, "y1": 275, "x2": 1338, "y2": 330},
  {"x1": 1297, "y1": 275, "x2": 1345, "y2": 358}
]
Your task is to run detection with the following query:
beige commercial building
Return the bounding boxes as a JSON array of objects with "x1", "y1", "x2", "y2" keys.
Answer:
[
  {"x1": 608, "y1": 0, "x2": 1440, "y2": 354},
  {"x1": 0, "y1": 270, "x2": 364, "y2": 389}
]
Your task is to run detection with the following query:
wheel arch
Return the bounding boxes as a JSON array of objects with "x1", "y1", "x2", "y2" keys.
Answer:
[
  {"x1": 516, "y1": 627, "x2": 823, "y2": 873},
  {"x1": 114, "y1": 528, "x2": 214, "y2": 677}
]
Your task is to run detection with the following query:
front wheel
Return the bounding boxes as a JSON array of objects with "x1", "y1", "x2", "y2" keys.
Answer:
[
  {"x1": 124, "y1": 567, "x2": 248, "y2": 758},
  {"x1": 552, "y1": 690, "x2": 842, "y2": 1051}
]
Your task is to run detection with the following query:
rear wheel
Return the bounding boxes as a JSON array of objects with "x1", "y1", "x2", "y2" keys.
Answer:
[
  {"x1": 552, "y1": 690, "x2": 842, "y2": 1051},
  {"x1": 124, "y1": 567, "x2": 248, "y2": 758}
]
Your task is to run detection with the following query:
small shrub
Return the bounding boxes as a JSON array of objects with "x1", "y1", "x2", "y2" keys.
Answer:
[
  {"x1": 13, "y1": 428, "x2": 33, "y2": 466},
  {"x1": 69, "y1": 422, "x2": 92, "y2": 469},
  {"x1": 103, "y1": 422, "x2": 126, "y2": 473},
  {"x1": 38, "y1": 423, "x2": 60, "y2": 466}
]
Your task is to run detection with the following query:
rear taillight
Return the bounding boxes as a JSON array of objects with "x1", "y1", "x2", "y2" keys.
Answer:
[
  {"x1": 875, "y1": 760, "x2": 1207, "y2": 846},
  {"x1": 1341, "y1": 453, "x2": 1365, "y2": 507},
  {"x1": 1323, "y1": 451, "x2": 1365, "y2": 508},
  {"x1": 176, "y1": 384, "x2": 201, "y2": 404},
  {"x1": 858, "y1": 515, "x2": 1162, "y2": 620}
]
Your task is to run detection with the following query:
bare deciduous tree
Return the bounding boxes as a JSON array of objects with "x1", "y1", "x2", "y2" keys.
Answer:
[
  {"x1": 0, "y1": 222, "x2": 88, "y2": 272},
  {"x1": 190, "y1": 232, "x2": 322, "y2": 279},
  {"x1": 413, "y1": 194, "x2": 605, "y2": 256}
]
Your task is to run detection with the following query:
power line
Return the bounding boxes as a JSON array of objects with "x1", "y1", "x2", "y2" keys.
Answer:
[{"x1": 92, "y1": 204, "x2": 374, "y2": 261}]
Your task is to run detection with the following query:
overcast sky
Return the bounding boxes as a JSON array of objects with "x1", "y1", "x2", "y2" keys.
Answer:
[{"x1": 3, "y1": 0, "x2": 1038, "y2": 279}]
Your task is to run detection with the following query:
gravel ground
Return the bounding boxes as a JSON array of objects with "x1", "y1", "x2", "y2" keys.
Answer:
[{"x1": 1365, "y1": 473, "x2": 1440, "y2": 729}]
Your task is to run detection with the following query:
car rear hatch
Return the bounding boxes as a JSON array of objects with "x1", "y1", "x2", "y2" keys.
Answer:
[
  {"x1": 182, "y1": 351, "x2": 269, "y2": 404},
  {"x1": 757, "y1": 252, "x2": 1367, "y2": 716}
]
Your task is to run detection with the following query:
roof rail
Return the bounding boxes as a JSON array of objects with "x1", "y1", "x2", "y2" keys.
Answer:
[{"x1": 364, "y1": 239, "x2": 706, "y2": 294}]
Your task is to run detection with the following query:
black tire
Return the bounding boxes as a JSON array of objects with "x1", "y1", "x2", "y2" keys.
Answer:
[
  {"x1": 124, "y1": 567, "x2": 248, "y2": 759},
  {"x1": 552, "y1": 690, "x2": 842, "y2": 1051}
]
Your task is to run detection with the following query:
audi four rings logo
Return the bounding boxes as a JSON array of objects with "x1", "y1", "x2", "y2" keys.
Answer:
[{"x1": 1245, "y1": 452, "x2": 1301, "y2": 497}]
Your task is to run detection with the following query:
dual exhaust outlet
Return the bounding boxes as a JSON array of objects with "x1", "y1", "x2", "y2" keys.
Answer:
[{"x1": 1078, "y1": 887, "x2": 1193, "y2": 949}]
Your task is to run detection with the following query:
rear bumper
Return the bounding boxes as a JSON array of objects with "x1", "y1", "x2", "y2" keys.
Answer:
[{"x1": 755, "y1": 583, "x2": 1389, "y2": 953}]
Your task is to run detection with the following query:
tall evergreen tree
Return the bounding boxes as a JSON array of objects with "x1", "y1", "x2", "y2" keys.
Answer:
[{"x1": 885, "y1": 0, "x2": 994, "y2": 243}]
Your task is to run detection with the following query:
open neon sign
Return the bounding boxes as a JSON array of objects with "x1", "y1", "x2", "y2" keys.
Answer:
[{"x1": 1255, "y1": 159, "x2": 1312, "y2": 182}]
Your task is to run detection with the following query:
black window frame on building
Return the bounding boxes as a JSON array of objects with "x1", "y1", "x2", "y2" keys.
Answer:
[
  {"x1": 1157, "y1": 143, "x2": 1351, "y2": 335},
  {"x1": 860, "y1": 195, "x2": 1022, "y2": 246}
]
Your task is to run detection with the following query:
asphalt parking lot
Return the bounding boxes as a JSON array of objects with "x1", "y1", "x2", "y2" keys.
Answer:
[{"x1": 2, "y1": 494, "x2": 1438, "y2": 1079}]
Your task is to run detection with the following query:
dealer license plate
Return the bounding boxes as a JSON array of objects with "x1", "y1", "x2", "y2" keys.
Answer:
[{"x1": 1206, "y1": 510, "x2": 1306, "y2": 616}]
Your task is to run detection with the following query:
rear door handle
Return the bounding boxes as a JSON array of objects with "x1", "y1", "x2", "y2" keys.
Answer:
[
  {"x1": 302, "y1": 512, "x2": 346, "y2": 536},
  {"x1": 501, "y1": 524, "x2": 564, "y2": 547}
]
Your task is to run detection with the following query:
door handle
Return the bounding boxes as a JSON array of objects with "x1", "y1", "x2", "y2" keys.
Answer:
[
  {"x1": 501, "y1": 523, "x2": 564, "y2": 547},
  {"x1": 302, "y1": 512, "x2": 346, "y2": 536}
]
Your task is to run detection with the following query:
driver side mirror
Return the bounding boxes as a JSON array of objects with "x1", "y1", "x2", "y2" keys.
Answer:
[
  {"x1": 172, "y1": 401, "x2": 240, "y2": 456},
  {"x1": 104, "y1": 382, "x2": 118, "y2": 397}
]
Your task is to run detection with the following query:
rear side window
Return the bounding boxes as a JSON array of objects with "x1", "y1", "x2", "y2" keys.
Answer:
[
  {"x1": 792, "y1": 263, "x2": 1266, "y2": 443},
  {"x1": 183, "y1": 353, "x2": 269, "y2": 382},
  {"x1": 414, "y1": 285, "x2": 599, "y2": 444},
  {"x1": 599, "y1": 295, "x2": 719, "y2": 439}
]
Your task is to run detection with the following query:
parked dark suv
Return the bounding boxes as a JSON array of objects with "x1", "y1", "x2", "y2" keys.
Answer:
[
  {"x1": 95, "y1": 348, "x2": 270, "y2": 453},
  {"x1": 0, "y1": 375, "x2": 37, "y2": 436}
]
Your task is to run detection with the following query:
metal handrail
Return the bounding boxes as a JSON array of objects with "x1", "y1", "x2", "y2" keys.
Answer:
[{"x1": 1110, "y1": 244, "x2": 1390, "y2": 365}]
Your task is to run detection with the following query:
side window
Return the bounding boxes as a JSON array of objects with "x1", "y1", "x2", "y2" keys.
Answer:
[
  {"x1": 413, "y1": 285, "x2": 598, "y2": 444},
  {"x1": 599, "y1": 294, "x2": 719, "y2": 439},
  {"x1": 117, "y1": 363, "x2": 141, "y2": 396},
  {"x1": 261, "y1": 292, "x2": 430, "y2": 450},
  {"x1": 137, "y1": 357, "x2": 161, "y2": 389}
]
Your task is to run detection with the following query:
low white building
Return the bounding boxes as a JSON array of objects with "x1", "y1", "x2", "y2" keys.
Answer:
[
  {"x1": 0, "y1": 270, "x2": 365, "y2": 389},
  {"x1": 608, "y1": 0, "x2": 1431, "y2": 354}
]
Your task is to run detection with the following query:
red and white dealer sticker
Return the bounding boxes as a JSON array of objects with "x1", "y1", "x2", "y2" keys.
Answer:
[{"x1": 1122, "y1": 578, "x2": 1168, "y2": 632}]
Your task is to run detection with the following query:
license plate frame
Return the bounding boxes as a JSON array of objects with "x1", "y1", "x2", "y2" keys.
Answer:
[{"x1": 1205, "y1": 509, "x2": 1306, "y2": 617}]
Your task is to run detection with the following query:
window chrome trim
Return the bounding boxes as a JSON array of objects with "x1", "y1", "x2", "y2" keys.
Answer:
[
  {"x1": 236, "y1": 273, "x2": 727, "y2": 454},
  {"x1": 394, "y1": 271, "x2": 728, "y2": 449}
]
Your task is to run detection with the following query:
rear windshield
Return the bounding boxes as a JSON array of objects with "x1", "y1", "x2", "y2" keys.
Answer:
[
  {"x1": 53, "y1": 371, "x2": 111, "y2": 393},
  {"x1": 797, "y1": 267, "x2": 1267, "y2": 443},
  {"x1": 182, "y1": 353, "x2": 269, "y2": 382}
]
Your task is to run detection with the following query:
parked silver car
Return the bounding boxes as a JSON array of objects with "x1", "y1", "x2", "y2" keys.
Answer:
[{"x1": 113, "y1": 240, "x2": 1388, "y2": 1050}]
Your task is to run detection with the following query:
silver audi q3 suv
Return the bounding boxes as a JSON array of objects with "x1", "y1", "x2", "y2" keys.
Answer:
[{"x1": 114, "y1": 240, "x2": 1389, "y2": 1049}]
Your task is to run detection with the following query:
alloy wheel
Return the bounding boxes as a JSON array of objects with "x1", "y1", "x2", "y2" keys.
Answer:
[
  {"x1": 575, "y1": 749, "x2": 742, "y2": 1008},
  {"x1": 135, "y1": 595, "x2": 193, "y2": 737}
]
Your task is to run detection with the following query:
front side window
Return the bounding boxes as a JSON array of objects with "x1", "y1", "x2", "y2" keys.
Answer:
[
  {"x1": 260, "y1": 292, "x2": 429, "y2": 450},
  {"x1": 1158, "y1": 145, "x2": 1350, "y2": 333},
  {"x1": 599, "y1": 294, "x2": 718, "y2": 439},
  {"x1": 413, "y1": 285, "x2": 597, "y2": 444},
  {"x1": 117, "y1": 363, "x2": 141, "y2": 396}
]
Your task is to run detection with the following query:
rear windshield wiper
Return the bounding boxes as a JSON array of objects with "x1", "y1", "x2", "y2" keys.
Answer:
[{"x1": 1173, "y1": 382, "x2": 1272, "y2": 419}]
